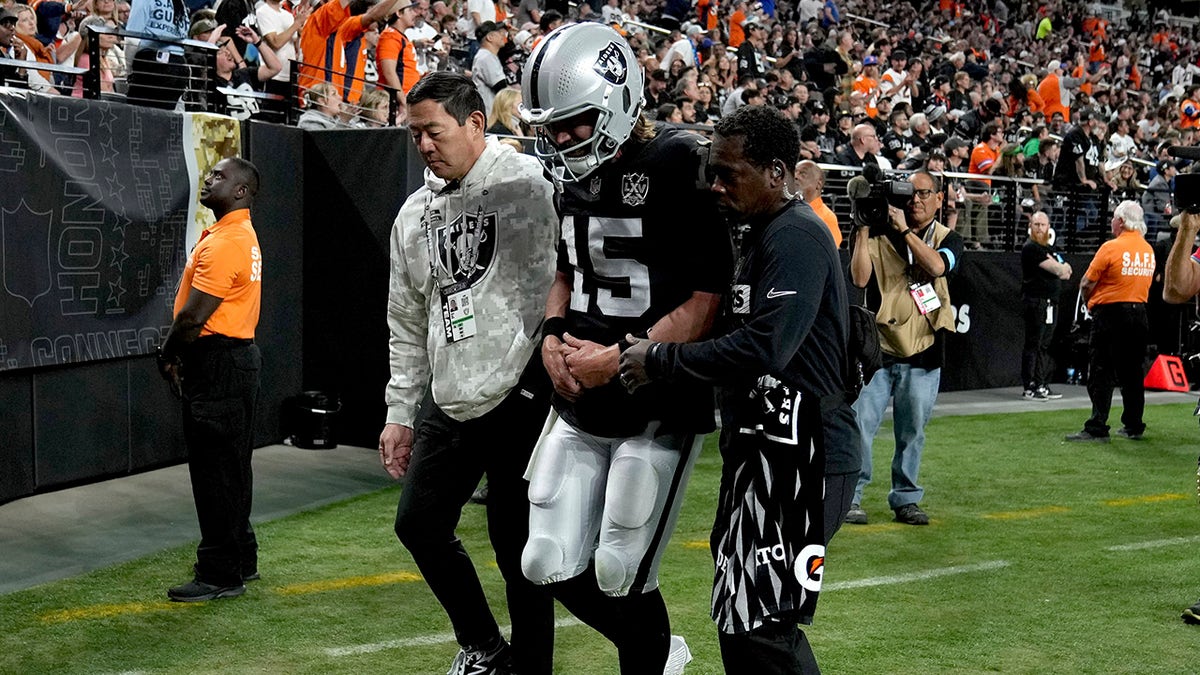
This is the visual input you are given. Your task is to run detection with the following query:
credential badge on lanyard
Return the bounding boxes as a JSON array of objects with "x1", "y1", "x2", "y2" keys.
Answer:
[
  {"x1": 423, "y1": 192, "x2": 479, "y2": 343},
  {"x1": 906, "y1": 226, "x2": 941, "y2": 315}
]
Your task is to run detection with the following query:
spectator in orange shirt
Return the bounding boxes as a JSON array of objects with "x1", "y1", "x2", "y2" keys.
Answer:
[
  {"x1": 795, "y1": 159, "x2": 842, "y2": 247},
  {"x1": 332, "y1": 0, "x2": 404, "y2": 104},
  {"x1": 298, "y1": 0, "x2": 352, "y2": 95},
  {"x1": 852, "y1": 54, "x2": 879, "y2": 98},
  {"x1": 968, "y1": 121, "x2": 1002, "y2": 179},
  {"x1": 1066, "y1": 200, "x2": 1154, "y2": 443},
  {"x1": 378, "y1": 0, "x2": 422, "y2": 121},
  {"x1": 727, "y1": 0, "x2": 746, "y2": 47}
]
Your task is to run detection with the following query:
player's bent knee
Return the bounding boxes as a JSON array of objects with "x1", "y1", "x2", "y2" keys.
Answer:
[
  {"x1": 607, "y1": 455, "x2": 659, "y2": 529},
  {"x1": 521, "y1": 535, "x2": 566, "y2": 585},
  {"x1": 594, "y1": 547, "x2": 632, "y2": 596}
]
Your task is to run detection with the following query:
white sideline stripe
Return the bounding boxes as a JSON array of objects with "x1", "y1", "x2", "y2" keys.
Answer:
[
  {"x1": 327, "y1": 562, "x2": 1011, "y2": 658},
  {"x1": 825, "y1": 560, "x2": 1010, "y2": 591},
  {"x1": 1104, "y1": 535, "x2": 1200, "y2": 552},
  {"x1": 324, "y1": 617, "x2": 583, "y2": 657}
]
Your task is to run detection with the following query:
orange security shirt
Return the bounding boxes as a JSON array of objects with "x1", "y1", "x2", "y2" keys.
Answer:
[
  {"x1": 377, "y1": 25, "x2": 421, "y2": 95},
  {"x1": 174, "y1": 209, "x2": 262, "y2": 339},
  {"x1": 809, "y1": 197, "x2": 842, "y2": 247},
  {"x1": 1083, "y1": 229, "x2": 1153, "y2": 309}
]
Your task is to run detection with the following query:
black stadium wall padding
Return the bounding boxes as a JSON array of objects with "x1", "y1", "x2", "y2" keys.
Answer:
[
  {"x1": 241, "y1": 121, "x2": 306, "y2": 448},
  {"x1": 298, "y1": 127, "x2": 424, "y2": 448}
]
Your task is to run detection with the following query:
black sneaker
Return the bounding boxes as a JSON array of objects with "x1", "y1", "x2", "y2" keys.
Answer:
[
  {"x1": 893, "y1": 504, "x2": 929, "y2": 525},
  {"x1": 1036, "y1": 386, "x2": 1063, "y2": 400},
  {"x1": 1065, "y1": 430, "x2": 1110, "y2": 443},
  {"x1": 447, "y1": 637, "x2": 512, "y2": 675},
  {"x1": 243, "y1": 571, "x2": 261, "y2": 582},
  {"x1": 844, "y1": 504, "x2": 868, "y2": 525},
  {"x1": 167, "y1": 579, "x2": 246, "y2": 602},
  {"x1": 1183, "y1": 600, "x2": 1200, "y2": 624},
  {"x1": 1116, "y1": 428, "x2": 1144, "y2": 440},
  {"x1": 1022, "y1": 389, "x2": 1038, "y2": 400}
]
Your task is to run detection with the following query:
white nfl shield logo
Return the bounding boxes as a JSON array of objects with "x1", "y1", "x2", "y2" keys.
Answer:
[
  {"x1": 589, "y1": 176, "x2": 602, "y2": 196},
  {"x1": 621, "y1": 173, "x2": 649, "y2": 206}
]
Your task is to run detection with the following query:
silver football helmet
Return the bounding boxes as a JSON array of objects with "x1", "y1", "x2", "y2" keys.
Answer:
[{"x1": 519, "y1": 23, "x2": 645, "y2": 182}]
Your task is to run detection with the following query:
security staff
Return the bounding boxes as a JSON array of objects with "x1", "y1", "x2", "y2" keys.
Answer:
[
  {"x1": 158, "y1": 157, "x2": 264, "y2": 602},
  {"x1": 1066, "y1": 200, "x2": 1154, "y2": 442}
]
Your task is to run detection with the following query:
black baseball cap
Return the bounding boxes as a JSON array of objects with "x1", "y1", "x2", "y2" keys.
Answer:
[{"x1": 475, "y1": 20, "x2": 505, "y2": 41}]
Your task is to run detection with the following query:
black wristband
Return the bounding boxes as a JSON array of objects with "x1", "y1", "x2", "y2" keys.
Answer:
[{"x1": 542, "y1": 316, "x2": 567, "y2": 343}]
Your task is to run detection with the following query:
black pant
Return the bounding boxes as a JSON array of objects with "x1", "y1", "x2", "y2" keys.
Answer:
[
  {"x1": 180, "y1": 338, "x2": 261, "y2": 586},
  {"x1": 394, "y1": 357, "x2": 554, "y2": 675},
  {"x1": 1085, "y1": 303, "x2": 1148, "y2": 436},
  {"x1": 714, "y1": 470, "x2": 855, "y2": 675},
  {"x1": 127, "y1": 48, "x2": 190, "y2": 110},
  {"x1": 1022, "y1": 296, "x2": 1058, "y2": 389},
  {"x1": 719, "y1": 619, "x2": 821, "y2": 674}
]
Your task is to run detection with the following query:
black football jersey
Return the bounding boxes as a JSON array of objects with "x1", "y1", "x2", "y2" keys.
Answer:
[{"x1": 554, "y1": 124, "x2": 734, "y2": 437}]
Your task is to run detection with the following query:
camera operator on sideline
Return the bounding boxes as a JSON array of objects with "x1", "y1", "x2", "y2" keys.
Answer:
[{"x1": 845, "y1": 168, "x2": 963, "y2": 526}]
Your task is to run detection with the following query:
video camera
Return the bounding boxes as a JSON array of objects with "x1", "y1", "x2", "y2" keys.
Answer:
[
  {"x1": 1167, "y1": 146, "x2": 1200, "y2": 214},
  {"x1": 846, "y1": 162, "x2": 914, "y2": 236}
]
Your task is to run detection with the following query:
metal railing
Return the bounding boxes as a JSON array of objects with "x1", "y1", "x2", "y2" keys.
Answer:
[
  {"x1": 0, "y1": 56, "x2": 87, "y2": 91},
  {"x1": 1, "y1": 27, "x2": 402, "y2": 127},
  {"x1": 816, "y1": 164, "x2": 1167, "y2": 253}
]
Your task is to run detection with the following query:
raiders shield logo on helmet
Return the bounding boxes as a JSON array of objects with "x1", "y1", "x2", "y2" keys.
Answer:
[
  {"x1": 593, "y1": 42, "x2": 628, "y2": 86},
  {"x1": 621, "y1": 172, "x2": 649, "y2": 206},
  {"x1": 435, "y1": 208, "x2": 497, "y2": 287}
]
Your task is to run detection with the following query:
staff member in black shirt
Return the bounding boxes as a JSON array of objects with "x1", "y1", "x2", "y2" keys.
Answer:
[
  {"x1": 619, "y1": 104, "x2": 859, "y2": 675},
  {"x1": 1020, "y1": 210, "x2": 1071, "y2": 400}
]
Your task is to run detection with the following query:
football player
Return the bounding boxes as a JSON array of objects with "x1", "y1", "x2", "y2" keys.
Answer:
[{"x1": 518, "y1": 22, "x2": 733, "y2": 674}]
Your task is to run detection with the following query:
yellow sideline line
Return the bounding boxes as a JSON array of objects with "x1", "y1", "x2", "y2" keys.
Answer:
[
  {"x1": 40, "y1": 601, "x2": 186, "y2": 624},
  {"x1": 983, "y1": 506, "x2": 1070, "y2": 520},
  {"x1": 37, "y1": 492, "x2": 1190, "y2": 624},
  {"x1": 1103, "y1": 493, "x2": 1187, "y2": 507},
  {"x1": 40, "y1": 571, "x2": 426, "y2": 623},
  {"x1": 275, "y1": 571, "x2": 424, "y2": 595}
]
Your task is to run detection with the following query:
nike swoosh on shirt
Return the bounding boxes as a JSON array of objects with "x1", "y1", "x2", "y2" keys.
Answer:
[{"x1": 765, "y1": 288, "x2": 797, "y2": 299}]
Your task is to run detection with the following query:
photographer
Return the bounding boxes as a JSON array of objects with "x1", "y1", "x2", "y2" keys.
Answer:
[{"x1": 846, "y1": 170, "x2": 963, "y2": 526}]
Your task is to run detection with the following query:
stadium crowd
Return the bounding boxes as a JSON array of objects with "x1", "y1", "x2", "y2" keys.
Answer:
[{"x1": 1, "y1": 0, "x2": 1197, "y2": 246}]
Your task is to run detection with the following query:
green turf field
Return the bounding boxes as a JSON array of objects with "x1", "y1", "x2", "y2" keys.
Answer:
[{"x1": 3, "y1": 403, "x2": 1200, "y2": 674}]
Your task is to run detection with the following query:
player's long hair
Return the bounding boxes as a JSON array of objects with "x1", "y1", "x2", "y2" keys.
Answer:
[{"x1": 630, "y1": 113, "x2": 657, "y2": 143}]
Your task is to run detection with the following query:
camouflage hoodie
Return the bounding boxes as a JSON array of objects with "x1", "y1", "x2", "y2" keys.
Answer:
[{"x1": 384, "y1": 138, "x2": 558, "y2": 426}]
